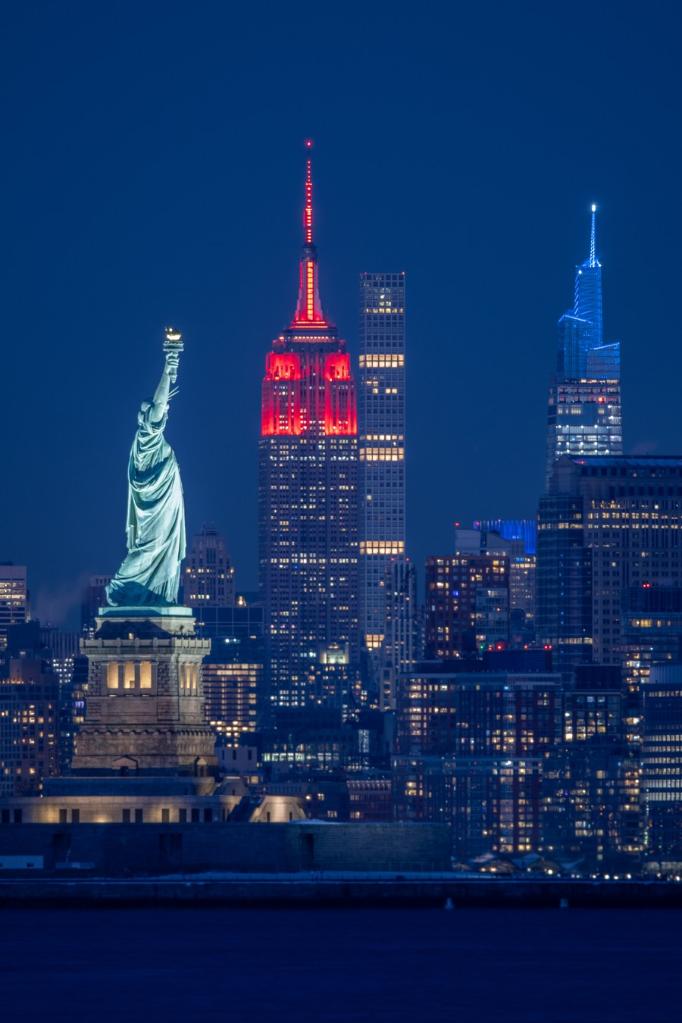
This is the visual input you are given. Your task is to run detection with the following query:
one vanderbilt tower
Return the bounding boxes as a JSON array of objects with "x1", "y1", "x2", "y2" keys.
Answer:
[
  {"x1": 259, "y1": 141, "x2": 359, "y2": 716},
  {"x1": 545, "y1": 205, "x2": 623, "y2": 487}
]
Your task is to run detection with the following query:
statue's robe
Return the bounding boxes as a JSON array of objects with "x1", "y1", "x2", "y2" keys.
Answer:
[{"x1": 106, "y1": 405, "x2": 186, "y2": 607}]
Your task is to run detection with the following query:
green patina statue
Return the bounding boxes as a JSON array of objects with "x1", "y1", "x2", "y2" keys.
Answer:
[{"x1": 106, "y1": 331, "x2": 186, "y2": 607}]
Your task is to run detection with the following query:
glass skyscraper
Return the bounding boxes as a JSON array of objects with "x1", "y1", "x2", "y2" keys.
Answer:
[
  {"x1": 537, "y1": 456, "x2": 682, "y2": 667},
  {"x1": 358, "y1": 272, "x2": 407, "y2": 697},
  {"x1": 545, "y1": 207, "x2": 622, "y2": 487}
]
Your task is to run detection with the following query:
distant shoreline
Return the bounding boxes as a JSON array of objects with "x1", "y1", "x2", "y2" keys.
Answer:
[{"x1": 3, "y1": 875, "x2": 682, "y2": 909}]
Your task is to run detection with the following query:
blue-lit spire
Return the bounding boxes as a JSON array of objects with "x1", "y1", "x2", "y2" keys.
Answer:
[
  {"x1": 588, "y1": 203, "x2": 598, "y2": 268},
  {"x1": 573, "y1": 203, "x2": 603, "y2": 347}
]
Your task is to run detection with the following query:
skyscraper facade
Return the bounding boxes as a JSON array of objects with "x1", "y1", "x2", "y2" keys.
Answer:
[
  {"x1": 545, "y1": 208, "x2": 622, "y2": 488},
  {"x1": 259, "y1": 142, "x2": 359, "y2": 714},
  {"x1": 537, "y1": 456, "x2": 682, "y2": 667},
  {"x1": 182, "y1": 525, "x2": 235, "y2": 609},
  {"x1": 202, "y1": 633, "x2": 263, "y2": 746},
  {"x1": 0, "y1": 564, "x2": 28, "y2": 650},
  {"x1": 358, "y1": 272, "x2": 407, "y2": 682},
  {"x1": 475, "y1": 520, "x2": 537, "y2": 645},
  {"x1": 394, "y1": 665, "x2": 561, "y2": 858},
  {"x1": 0, "y1": 643, "x2": 60, "y2": 797},
  {"x1": 642, "y1": 664, "x2": 682, "y2": 863},
  {"x1": 379, "y1": 556, "x2": 417, "y2": 711},
  {"x1": 425, "y1": 553, "x2": 510, "y2": 658}
]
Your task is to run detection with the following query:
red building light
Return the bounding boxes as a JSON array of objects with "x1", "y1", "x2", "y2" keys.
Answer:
[
  {"x1": 324, "y1": 353, "x2": 351, "y2": 381},
  {"x1": 262, "y1": 144, "x2": 357, "y2": 439},
  {"x1": 265, "y1": 352, "x2": 302, "y2": 381},
  {"x1": 261, "y1": 352, "x2": 303, "y2": 436},
  {"x1": 324, "y1": 353, "x2": 357, "y2": 435}
]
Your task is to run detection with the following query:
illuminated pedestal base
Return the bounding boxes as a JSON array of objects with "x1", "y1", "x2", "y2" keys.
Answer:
[{"x1": 70, "y1": 607, "x2": 217, "y2": 778}]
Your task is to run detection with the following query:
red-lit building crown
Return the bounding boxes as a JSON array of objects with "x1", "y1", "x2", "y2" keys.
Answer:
[{"x1": 261, "y1": 142, "x2": 356, "y2": 438}]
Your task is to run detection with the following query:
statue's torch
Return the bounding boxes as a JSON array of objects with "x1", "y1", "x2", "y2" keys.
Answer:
[{"x1": 163, "y1": 326, "x2": 184, "y2": 384}]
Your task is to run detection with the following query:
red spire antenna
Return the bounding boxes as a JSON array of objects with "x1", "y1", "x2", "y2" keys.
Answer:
[
  {"x1": 304, "y1": 138, "x2": 314, "y2": 246},
  {"x1": 291, "y1": 138, "x2": 328, "y2": 328}
]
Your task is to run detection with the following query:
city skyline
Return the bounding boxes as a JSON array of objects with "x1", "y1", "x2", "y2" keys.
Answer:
[
  {"x1": 3, "y1": 6, "x2": 682, "y2": 627},
  {"x1": 4, "y1": 7, "x2": 682, "y2": 1020}
]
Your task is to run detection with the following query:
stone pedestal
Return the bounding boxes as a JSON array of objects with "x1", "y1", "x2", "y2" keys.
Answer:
[{"x1": 72, "y1": 607, "x2": 217, "y2": 776}]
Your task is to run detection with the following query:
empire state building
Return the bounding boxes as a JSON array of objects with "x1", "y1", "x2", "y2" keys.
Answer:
[{"x1": 258, "y1": 142, "x2": 359, "y2": 715}]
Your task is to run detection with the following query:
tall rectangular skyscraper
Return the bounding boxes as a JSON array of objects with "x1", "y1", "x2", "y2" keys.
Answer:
[
  {"x1": 545, "y1": 207, "x2": 622, "y2": 488},
  {"x1": 0, "y1": 564, "x2": 28, "y2": 651},
  {"x1": 358, "y1": 273, "x2": 407, "y2": 688},
  {"x1": 182, "y1": 525, "x2": 236, "y2": 609},
  {"x1": 537, "y1": 456, "x2": 682, "y2": 666},
  {"x1": 259, "y1": 143, "x2": 359, "y2": 714}
]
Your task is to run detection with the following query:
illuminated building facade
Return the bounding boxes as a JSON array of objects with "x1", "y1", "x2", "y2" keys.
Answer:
[
  {"x1": 347, "y1": 775, "x2": 393, "y2": 821},
  {"x1": 358, "y1": 272, "x2": 406, "y2": 683},
  {"x1": 642, "y1": 665, "x2": 682, "y2": 864},
  {"x1": 394, "y1": 666, "x2": 561, "y2": 858},
  {"x1": 425, "y1": 553, "x2": 509, "y2": 658},
  {"x1": 474, "y1": 521, "x2": 537, "y2": 645},
  {"x1": 191, "y1": 599, "x2": 264, "y2": 645},
  {"x1": 202, "y1": 634, "x2": 263, "y2": 746},
  {"x1": 622, "y1": 586, "x2": 682, "y2": 746},
  {"x1": 191, "y1": 596, "x2": 266, "y2": 738},
  {"x1": 538, "y1": 456, "x2": 682, "y2": 667},
  {"x1": 0, "y1": 655, "x2": 59, "y2": 797},
  {"x1": 0, "y1": 564, "x2": 28, "y2": 651},
  {"x1": 259, "y1": 143, "x2": 359, "y2": 713},
  {"x1": 39, "y1": 627, "x2": 82, "y2": 772},
  {"x1": 379, "y1": 557, "x2": 417, "y2": 711},
  {"x1": 182, "y1": 525, "x2": 235, "y2": 608},
  {"x1": 545, "y1": 207, "x2": 622, "y2": 488},
  {"x1": 542, "y1": 665, "x2": 641, "y2": 869}
]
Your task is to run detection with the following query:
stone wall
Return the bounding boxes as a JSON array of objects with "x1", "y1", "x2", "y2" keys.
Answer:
[{"x1": 0, "y1": 822, "x2": 451, "y2": 874}]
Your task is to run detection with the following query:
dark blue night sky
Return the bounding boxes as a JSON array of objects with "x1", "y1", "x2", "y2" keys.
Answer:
[{"x1": 2, "y1": 1, "x2": 681, "y2": 623}]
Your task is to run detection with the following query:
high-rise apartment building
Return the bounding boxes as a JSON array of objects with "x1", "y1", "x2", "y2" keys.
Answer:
[
  {"x1": 545, "y1": 208, "x2": 622, "y2": 488},
  {"x1": 182, "y1": 525, "x2": 235, "y2": 609},
  {"x1": 379, "y1": 557, "x2": 417, "y2": 711},
  {"x1": 537, "y1": 456, "x2": 682, "y2": 667},
  {"x1": 0, "y1": 564, "x2": 28, "y2": 650},
  {"x1": 259, "y1": 142, "x2": 359, "y2": 713},
  {"x1": 425, "y1": 553, "x2": 509, "y2": 658},
  {"x1": 39, "y1": 627, "x2": 81, "y2": 772},
  {"x1": 622, "y1": 586, "x2": 682, "y2": 745},
  {"x1": 642, "y1": 664, "x2": 682, "y2": 864},
  {"x1": 476, "y1": 520, "x2": 537, "y2": 645},
  {"x1": 202, "y1": 633, "x2": 263, "y2": 746},
  {"x1": 0, "y1": 651, "x2": 60, "y2": 798},
  {"x1": 358, "y1": 272, "x2": 406, "y2": 682},
  {"x1": 393, "y1": 665, "x2": 561, "y2": 858},
  {"x1": 542, "y1": 665, "x2": 641, "y2": 870}
]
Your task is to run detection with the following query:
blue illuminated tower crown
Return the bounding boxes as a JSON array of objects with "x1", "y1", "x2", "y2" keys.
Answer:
[
  {"x1": 573, "y1": 204, "x2": 603, "y2": 349},
  {"x1": 556, "y1": 204, "x2": 618, "y2": 380},
  {"x1": 545, "y1": 203, "x2": 623, "y2": 489}
]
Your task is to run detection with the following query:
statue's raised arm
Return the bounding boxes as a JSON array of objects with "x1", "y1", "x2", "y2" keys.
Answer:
[
  {"x1": 106, "y1": 329, "x2": 187, "y2": 608},
  {"x1": 148, "y1": 351, "x2": 178, "y2": 422}
]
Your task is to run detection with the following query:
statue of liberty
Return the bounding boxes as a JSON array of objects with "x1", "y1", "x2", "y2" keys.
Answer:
[{"x1": 106, "y1": 330, "x2": 186, "y2": 608}]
